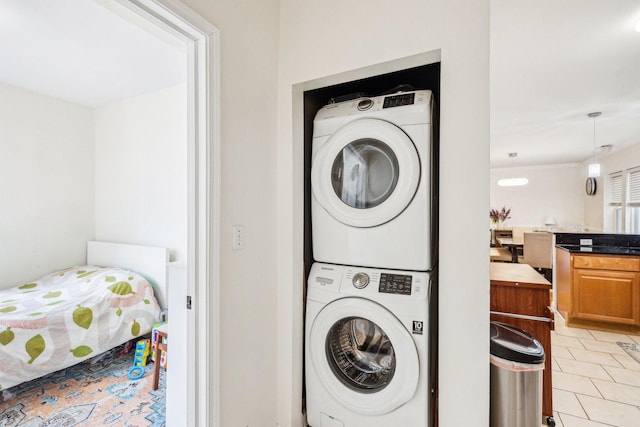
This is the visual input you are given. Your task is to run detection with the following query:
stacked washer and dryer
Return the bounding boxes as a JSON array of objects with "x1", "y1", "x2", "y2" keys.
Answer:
[{"x1": 306, "y1": 89, "x2": 436, "y2": 427}]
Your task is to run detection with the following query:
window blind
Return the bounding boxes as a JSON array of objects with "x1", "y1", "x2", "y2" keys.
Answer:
[
  {"x1": 627, "y1": 167, "x2": 640, "y2": 206},
  {"x1": 610, "y1": 172, "x2": 623, "y2": 205}
]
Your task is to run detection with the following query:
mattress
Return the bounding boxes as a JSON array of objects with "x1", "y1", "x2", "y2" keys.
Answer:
[{"x1": 0, "y1": 265, "x2": 161, "y2": 391}]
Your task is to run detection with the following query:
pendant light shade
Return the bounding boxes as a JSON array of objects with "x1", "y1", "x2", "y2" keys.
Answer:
[
  {"x1": 588, "y1": 112, "x2": 601, "y2": 178},
  {"x1": 497, "y1": 152, "x2": 528, "y2": 187},
  {"x1": 498, "y1": 177, "x2": 529, "y2": 187}
]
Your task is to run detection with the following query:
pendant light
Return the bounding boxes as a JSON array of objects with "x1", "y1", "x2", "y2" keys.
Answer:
[
  {"x1": 497, "y1": 152, "x2": 528, "y2": 187},
  {"x1": 588, "y1": 112, "x2": 601, "y2": 178}
]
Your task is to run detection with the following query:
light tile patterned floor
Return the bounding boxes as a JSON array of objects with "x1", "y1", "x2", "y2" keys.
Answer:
[{"x1": 550, "y1": 317, "x2": 640, "y2": 427}]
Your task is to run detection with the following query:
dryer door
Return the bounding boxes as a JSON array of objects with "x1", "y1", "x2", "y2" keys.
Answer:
[
  {"x1": 309, "y1": 297, "x2": 420, "y2": 415},
  {"x1": 311, "y1": 118, "x2": 420, "y2": 228}
]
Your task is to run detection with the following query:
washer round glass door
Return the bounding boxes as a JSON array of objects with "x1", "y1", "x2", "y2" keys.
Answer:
[
  {"x1": 312, "y1": 118, "x2": 421, "y2": 228},
  {"x1": 309, "y1": 297, "x2": 420, "y2": 415},
  {"x1": 325, "y1": 316, "x2": 396, "y2": 392}
]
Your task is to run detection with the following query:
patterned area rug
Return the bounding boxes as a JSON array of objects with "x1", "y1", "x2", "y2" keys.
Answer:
[
  {"x1": 0, "y1": 347, "x2": 165, "y2": 426},
  {"x1": 618, "y1": 341, "x2": 640, "y2": 364}
]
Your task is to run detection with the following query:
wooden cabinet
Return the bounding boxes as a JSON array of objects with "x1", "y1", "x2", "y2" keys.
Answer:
[
  {"x1": 555, "y1": 249, "x2": 640, "y2": 333},
  {"x1": 490, "y1": 263, "x2": 554, "y2": 420}
]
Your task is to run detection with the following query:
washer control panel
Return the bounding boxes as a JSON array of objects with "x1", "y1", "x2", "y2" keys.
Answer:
[
  {"x1": 308, "y1": 263, "x2": 428, "y2": 300},
  {"x1": 378, "y1": 272, "x2": 412, "y2": 295}
]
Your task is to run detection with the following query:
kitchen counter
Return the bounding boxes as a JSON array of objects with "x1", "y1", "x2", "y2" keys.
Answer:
[
  {"x1": 490, "y1": 262, "x2": 552, "y2": 288},
  {"x1": 556, "y1": 244, "x2": 640, "y2": 256},
  {"x1": 555, "y1": 232, "x2": 640, "y2": 247}
]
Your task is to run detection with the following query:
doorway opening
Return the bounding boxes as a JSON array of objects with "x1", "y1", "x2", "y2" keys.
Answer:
[
  {"x1": 89, "y1": 0, "x2": 220, "y2": 427},
  {"x1": 0, "y1": 0, "x2": 220, "y2": 424},
  {"x1": 111, "y1": 1, "x2": 222, "y2": 425}
]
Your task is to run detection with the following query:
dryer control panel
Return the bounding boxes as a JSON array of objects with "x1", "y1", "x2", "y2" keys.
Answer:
[{"x1": 383, "y1": 93, "x2": 415, "y2": 109}]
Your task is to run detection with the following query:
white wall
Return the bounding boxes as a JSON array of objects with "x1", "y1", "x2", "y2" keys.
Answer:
[
  {"x1": 94, "y1": 84, "x2": 187, "y2": 262},
  {"x1": 0, "y1": 83, "x2": 94, "y2": 288},
  {"x1": 599, "y1": 144, "x2": 640, "y2": 181},
  {"x1": 277, "y1": 2, "x2": 490, "y2": 427},
  {"x1": 490, "y1": 164, "x2": 584, "y2": 229},
  {"x1": 586, "y1": 142, "x2": 640, "y2": 231},
  {"x1": 176, "y1": 1, "x2": 281, "y2": 426},
  {"x1": 490, "y1": 147, "x2": 640, "y2": 233}
]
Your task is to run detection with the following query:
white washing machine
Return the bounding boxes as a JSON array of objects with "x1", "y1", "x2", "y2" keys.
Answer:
[
  {"x1": 305, "y1": 262, "x2": 430, "y2": 427},
  {"x1": 311, "y1": 90, "x2": 434, "y2": 271}
]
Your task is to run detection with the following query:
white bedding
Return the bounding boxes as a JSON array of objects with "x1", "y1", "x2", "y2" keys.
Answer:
[{"x1": 0, "y1": 265, "x2": 161, "y2": 391}]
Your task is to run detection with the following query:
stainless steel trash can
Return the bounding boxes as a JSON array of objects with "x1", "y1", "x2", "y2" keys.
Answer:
[{"x1": 490, "y1": 321, "x2": 545, "y2": 427}]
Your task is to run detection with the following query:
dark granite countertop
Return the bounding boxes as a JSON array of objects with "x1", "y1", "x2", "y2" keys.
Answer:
[
  {"x1": 555, "y1": 244, "x2": 640, "y2": 256},
  {"x1": 555, "y1": 232, "x2": 640, "y2": 248}
]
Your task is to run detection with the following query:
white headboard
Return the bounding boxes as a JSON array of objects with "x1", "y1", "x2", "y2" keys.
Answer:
[{"x1": 87, "y1": 241, "x2": 169, "y2": 309}]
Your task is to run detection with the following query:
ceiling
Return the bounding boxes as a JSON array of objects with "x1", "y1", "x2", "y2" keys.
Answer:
[
  {"x1": 0, "y1": 0, "x2": 185, "y2": 108},
  {"x1": 1, "y1": 0, "x2": 638, "y2": 165},
  {"x1": 491, "y1": 0, "x2": 640, "y2": 168}
]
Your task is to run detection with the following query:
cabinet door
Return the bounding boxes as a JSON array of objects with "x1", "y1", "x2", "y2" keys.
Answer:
[
  {"x1": 556, "y1": 249, "x2": 571, "y2": 317},
  {"x1": 572, "y1": 269, "x2": 640, "y2": 326}
]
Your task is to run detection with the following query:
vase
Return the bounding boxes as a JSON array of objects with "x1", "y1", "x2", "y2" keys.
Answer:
[{"x1": 497, "y1": 222, "x2": 504, "y2": 230}]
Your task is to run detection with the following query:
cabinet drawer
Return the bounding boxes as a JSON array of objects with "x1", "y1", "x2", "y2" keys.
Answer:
[
  {"x1": 490, "y1": 285, "x2": 551, "y2": 317},
  {"x1": 573, "y1": 255, "x2": 640, "y2": 272}
]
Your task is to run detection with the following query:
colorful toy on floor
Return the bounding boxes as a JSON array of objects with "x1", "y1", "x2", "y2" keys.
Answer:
[
  {"x1": 151, "y1": 322, "x2": 168, "y2": 368},
  {"x1": 127, "y1": 338, "x2": 150, "y2": 380}
]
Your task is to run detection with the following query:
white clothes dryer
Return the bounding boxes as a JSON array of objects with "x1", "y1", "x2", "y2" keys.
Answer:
[
  {"x1": 311, "y1": 90, "x2": 434, "y2": 271},
  {"x1": 305, "y1": 262, "x2": 430, "y2": 427}
]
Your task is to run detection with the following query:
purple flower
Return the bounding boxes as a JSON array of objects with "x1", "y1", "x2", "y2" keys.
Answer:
[{"x1": 490, "y1": 206, "x2": 511, "y2": 223}]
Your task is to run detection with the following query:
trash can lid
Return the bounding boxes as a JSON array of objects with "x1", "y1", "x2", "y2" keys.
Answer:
[{"x1": 490, "y1": 321, "x2": 544, "y2": 364}]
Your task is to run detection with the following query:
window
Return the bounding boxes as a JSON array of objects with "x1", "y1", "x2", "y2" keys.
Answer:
[
  {"x1": 627, "y1": 167, "x2": 640, "y2": 233},
  {"x1": 608, "y1": 168, "x2": 640, "y2": 233},
  {"x1": 610, "y1": 172, "x2": 623, "y2": 233}
]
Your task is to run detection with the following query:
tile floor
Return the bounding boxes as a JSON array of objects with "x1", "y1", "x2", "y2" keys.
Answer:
[{"x1": 549, "y1": 316, "x2": 640, "y2": 426}]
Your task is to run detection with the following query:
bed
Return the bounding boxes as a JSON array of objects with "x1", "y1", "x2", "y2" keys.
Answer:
[{"x1": 0, "y1": 241, "x2": 168, "y2": 392}]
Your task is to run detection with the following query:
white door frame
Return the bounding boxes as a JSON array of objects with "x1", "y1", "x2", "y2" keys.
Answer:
[{"x1": 105, "y1": 1, "x2": 220, "y2": 426}]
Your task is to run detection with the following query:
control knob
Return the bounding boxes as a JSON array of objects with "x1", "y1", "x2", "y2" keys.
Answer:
[
  {"x1": 357, "y1": 98, "x2": 373, "y2": 111},
  {"x1": 352, "y1": 272, "x2": 370, "y2": 289}
]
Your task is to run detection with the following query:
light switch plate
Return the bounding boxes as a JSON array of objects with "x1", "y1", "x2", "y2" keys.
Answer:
[{"x1": 580, "y1": 238, "x2": 593, "y2": 246}]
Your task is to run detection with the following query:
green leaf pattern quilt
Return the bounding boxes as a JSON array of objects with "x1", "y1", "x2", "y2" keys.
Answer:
[{"x1": 0, "y1": 265, "x2": 161, "y2": 391}]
